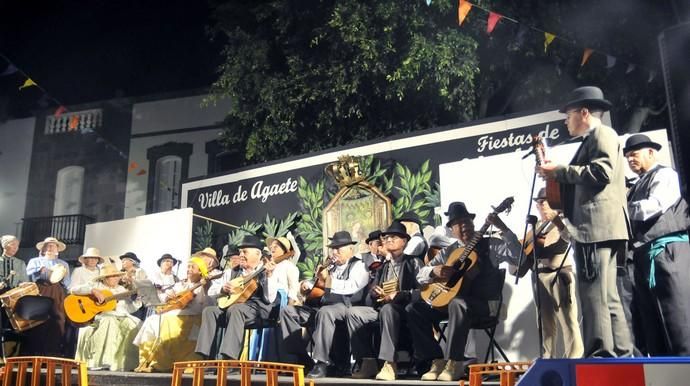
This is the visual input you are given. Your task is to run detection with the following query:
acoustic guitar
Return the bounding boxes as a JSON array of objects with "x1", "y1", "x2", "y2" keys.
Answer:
[
  {"x1": 299, "y1": 255, "x2": 337, "y2": 307},
  {"x1": 515, "y1": 220, "x2": 555, "y2": 278},
  {"x1": 154, "y1": 272, "x2": 224, "y2": 314},
  {"x1": 420, "y1": 196, "x2": 514, "y2": 308},
  {"x1": 64, "y1": 289, "x2": 137, "y2": 324},
  {"x1": 216, "y1": 251, "x2": 293, "y2": 310},
  {"x1": 533, "y1": 136, "x2": 562, "y2": 210}
]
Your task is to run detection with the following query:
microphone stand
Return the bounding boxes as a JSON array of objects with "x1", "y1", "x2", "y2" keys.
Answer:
[
  {"x1": 514, "y1": 164, "x2": 539, "y2": 285},
  {"x1": 526, "y1": 214, "x2": 545, "y2": 359}
]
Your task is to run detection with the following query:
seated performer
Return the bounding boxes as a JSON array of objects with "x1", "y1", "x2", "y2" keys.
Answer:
[
  {"x1": 23, "y1": 236, "x2": 71, "y2": 356},
  {"x1": 119, "y1": 252, "x2": 148, "y2": 290},
  {"x1": 266, "y1": 236, "x2": 300, "y2": 305},
  {"x1": 513, "y1": 188, "x2": 583, "y2": 358},
  {"x1": 407, "y1": 202, "x2": 520, "y2": 381},
  {"x1": 0, "y1": 235, "x2": 29, "y2": 290},
  {"x1": 279, "y1": 230, "x2": 369, "y2": 378},
  {"x1": 221, "y1": 244, "x2": 241, "y2": 271},
  {"x1": 69, "y1": 247, "x2": 105, "y2": 292},
  {"x1": 150, "y1": 253, "x2": 179, "y2": 291},
  {"x1": 361, "y1": 230, "x2": 384, "y2": 271},
  {"x1": 133, "y1": 257, "x2": 210, "y2": 372},
  {"x1": 194, "y1": 235, "x2": 280, "y2": 360},
  {"x1": 73, "y1": 264, "x2": 142, "y2": 371},
  {"x1": 348, "y1": 221, "x2": 424, "y2": 380}
]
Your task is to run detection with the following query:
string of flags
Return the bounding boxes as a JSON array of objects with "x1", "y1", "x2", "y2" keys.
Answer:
[
  {"x1": 0, "y1": 52, "x2": 144, "y2": 172},
  {"x1": 447, "y1": 0, "x2": 657, "y2": 82}
]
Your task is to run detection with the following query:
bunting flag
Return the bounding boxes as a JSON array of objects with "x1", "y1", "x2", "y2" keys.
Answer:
[
  {"x1": 54, "y1": 105, "x2": 67, "y2": 117},
  {"x1": 68, "y1": 115, "x2": 80, "y2": 131},
  {"x1": 605, "y1": 55, "x2": 617, "y2": 69},
  {"x1": 580, "y1": 48, "x2": 594, "y2": 67},
  {"x1": 487, "y1": 12, "x2": 503, "y2": 34},
  {"x1": 18, "y1": 78, "x2": 38, "y2": 90},
  {"x1": 136, "y1": 169, "x2": 147, "y2": 176},
  {"x1": 129, "y1": 161, "x2": 139, "y2": 171},
  {"x1": 626, "y1": 63, "x2": 636, "y2": 74},
  {"x1": 0, "y1": 64, "x2": 18, "y2": 76},
  {"x1": 458, "y1": 0, "x2": 472, "y2": 26},
  {"x1": 544, "y1": 32, "x2": 556, "y2": 52}
]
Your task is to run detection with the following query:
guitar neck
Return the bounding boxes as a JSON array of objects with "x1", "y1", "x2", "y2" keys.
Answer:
[{"x1": 103, "y1": 289, "x2": 137, "y2": 303}]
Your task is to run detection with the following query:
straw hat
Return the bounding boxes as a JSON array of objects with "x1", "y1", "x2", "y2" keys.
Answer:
[
  {"x1": 79, "y1": 247, "x2": 105, "y2": 265},
  {"x1": 96, "y1": 264, "x2": 126, "y2": 281},
  {"x1": 266, "y1": 236, "x2": 292, "y2": 253},
  {"x1": 36, "y1": 237, "x2": 66, "y2": 252}
]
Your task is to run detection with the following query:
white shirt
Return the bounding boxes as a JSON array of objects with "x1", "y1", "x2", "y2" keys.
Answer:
[
  {"x1": 69, "y1": 266, "x2": 100, "y2": 292},
  {"x1": 329, "y1": 257, "x2": 369, "y2": 296},
  {"x1": 628, "y1": 164, "x2": 681, "y2": 221},
  {"x1": 268, "y1": 259, "x2": 300, "y2": 302}
]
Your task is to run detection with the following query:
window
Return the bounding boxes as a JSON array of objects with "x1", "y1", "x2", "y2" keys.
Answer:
[
  {"x1": 53, "y1": 166, "x2": 84, "y2": 216},
  {"x1": 153, "y1": 155, "x2": 182, "y2": 212}
]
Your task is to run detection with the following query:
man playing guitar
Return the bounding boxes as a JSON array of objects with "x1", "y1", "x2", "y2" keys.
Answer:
[{"x1": 408, "y1": 201, "x2": 521, "y2": 381}]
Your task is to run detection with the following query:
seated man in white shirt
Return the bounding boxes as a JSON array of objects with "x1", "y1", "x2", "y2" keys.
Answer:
[{"x1": 279, "y1": 230, "x2": 370, "y2": 378}]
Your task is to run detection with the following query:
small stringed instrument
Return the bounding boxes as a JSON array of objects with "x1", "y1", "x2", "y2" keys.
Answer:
[
  {"x1": 300, "y1": 255, "x2": 337, "y2": 307},
  {"x1": 154, "y1": 272, "x2": 224, "y2": 314},
  {"x1": 216, "y1": 251, "x2": 293, "y2": 309},
  {"x1": 421, "y1": 197, "x2": 515, "y2": 308},
  {"x1": 516, "y1": 221, "x2": 556, "y2": 278},
  {"x1": 64, "y1": 288, "x2": 137, "y2": 324},
  {"x1": 533, "y1": 136, "x2": 562, "y2": 210}
]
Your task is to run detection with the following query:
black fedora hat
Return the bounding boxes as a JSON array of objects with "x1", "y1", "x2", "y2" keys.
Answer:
[
  {"x1": 559, "y1": 86, "x2": 612, "y2": 113},
  {"x1": 623, "y1": 134, "x2": 662, "y2": 154},
  {"x1": 327, "y1": 231, "x2": 357, "y2": 249},
  {"x1": 445, "y1": 201, "x2": 475, "y2": 227},
  {"x1": 396, "y1": 211, "x2": 422, "y2": 226},
  {"x1": 157, "y1": 253, "x2": 179, "y2": 267},
  {"x1": 120, "y1": 251, "x2": 140, "y2": 264},
  {"x1": 365, "y1": 230, "x2": 382, "y2": 244},
  {"x1": 381, "y1": 221, "x2": 411, "y2": 240},
  {"x1": 224, "y1": 244, "x2": 240, "y2": 257},
  {"x1": 238, "y1": 235, "x2": 265, "y2": 250}
]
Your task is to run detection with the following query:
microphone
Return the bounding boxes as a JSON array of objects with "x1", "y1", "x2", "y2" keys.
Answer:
[{"x1": 522, "y1": 148, "x2": 536, "y2": 159}]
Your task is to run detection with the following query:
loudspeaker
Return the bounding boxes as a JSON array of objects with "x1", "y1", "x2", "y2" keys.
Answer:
[{"x1": 658, "y1": 22, "x2": 690, "y2": 196}]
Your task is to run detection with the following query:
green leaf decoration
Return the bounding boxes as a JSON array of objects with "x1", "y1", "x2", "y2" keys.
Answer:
[{"x1": 193, "y1": 220, "x2": 214, "y2": 251}]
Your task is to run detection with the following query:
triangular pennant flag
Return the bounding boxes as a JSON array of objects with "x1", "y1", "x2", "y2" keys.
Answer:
[
  {"x1": 18, "y1": 78, "x2": 37, "y2": 90},
  {"x1": 1, "y1": 64, "x2": 18, "y2": 77},
  {"x1": 136, "y1": 169, "x2": 147, "y2": 176},
  {"x1": 458, "y1": 0, "x2": 472, "y2": 26},
  {"x1": 580, "y1": 48, "x2": 594, "y2": 67},
  {"x1": 605, "y1": 55, "x2": 617, "y2": 69},
  {"x1": 544, "y1": 32, "x2": 556, "y2": 53},
  {"x1": 129, "y1": 161, "x2": 139, "y2": 171},
  {"x1": 68, "y1": 115, "x2": 80, "y2": 131},
  {"x1": 54, "y1": 105, "x2": 67, "y2": 117},
  {"x1": 647, "y1": 70, "x2": 657, "y2": 83},
  {"x1": 626, "y1": 63, "x2": 636, "y2": 74},
  {"x1": 487, "y1": 12, "x2": 503, "y2": 34}
]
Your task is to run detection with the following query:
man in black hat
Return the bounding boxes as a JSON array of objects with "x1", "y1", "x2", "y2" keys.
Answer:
[
  {"x1": 151, "y1": 254, "x2": 179, "y2": 291},
  {"x1": 408, "y1": 201, "x2": 521, "y2": 381},
  {"x1": 624, "y1": 133, "x2": 690, "y2": 355},
  {"x1": 278, "y1": 230, "x2": 369, "y2": 378},
  {"x1": 195, "y1": 234, "x2": 279, "y2": 360},
  {"x1": 361, "y1": 230, "x2": 384, "y2": 271},
  {"x1": 347, "y1": 221, "x2": 424, "y2": 380},
  {"x1": 537, "y1": 85, "x2": 633, "y2": 358},
  {"x1": 221, "y1": 244, "x2": 241, "y2": 271}
]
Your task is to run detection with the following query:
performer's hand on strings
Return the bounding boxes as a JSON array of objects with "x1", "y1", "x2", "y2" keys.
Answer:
[
  {"x1": 432, "y1": 265, "x2": 456, "y2": 280},
  {"x1": 536, "y1": 160, "x2": 558, "y2": 179}
]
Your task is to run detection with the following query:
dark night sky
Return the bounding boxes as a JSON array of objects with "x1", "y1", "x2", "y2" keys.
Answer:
[{"x1": 0, "y1": 0, "x2": 223, "y2": 117}]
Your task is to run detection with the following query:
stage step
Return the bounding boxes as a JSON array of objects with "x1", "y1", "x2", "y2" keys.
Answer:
[{"x1": 517, "y1": 357, "x2": 690, "y2": 386}]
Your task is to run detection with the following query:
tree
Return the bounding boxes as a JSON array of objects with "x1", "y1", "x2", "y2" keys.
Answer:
[
  {"x1": 207, "y1": 0, "x2": 479, "y2": 165},
  {"x1": 208, "y1": 0, "x2": 676, "y2": 165}
]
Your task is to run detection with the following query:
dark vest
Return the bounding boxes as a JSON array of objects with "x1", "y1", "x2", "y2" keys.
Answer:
[
  {"x1": 321, "y1": 256, "x2": 367, "y2": 307},
  {"x1": 462, "y1": 238, "x2": 503, "y2": 301},
  {"x1": 627, "y1": 166, "x2": 690, "y2": 249},
  {"x1": 368, "y1": 254, "x2": 422, "y2": 307}
]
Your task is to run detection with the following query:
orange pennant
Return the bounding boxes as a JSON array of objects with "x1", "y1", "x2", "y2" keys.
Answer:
[
  {"x1": 136, "y1": 169, "x2": 147, "y2": 176},
  {"x1": 68, "y1": 115, "x2": 79, "y2": 131},
  {"x1": 544, "y1": 32, "x2": 556, "y2": 52},
  {"x1": 580, "y1": 48, "x2": 594, "y2": 66},
  {"x1": 458, "y1": 0, "x2": 472, "y2": 26},
  {"x1": 487, "y1": 12, "x2": 503, "y2": 34},
  {"x1": 129, "y1": 161, "x2": 139, "y2": 171}
]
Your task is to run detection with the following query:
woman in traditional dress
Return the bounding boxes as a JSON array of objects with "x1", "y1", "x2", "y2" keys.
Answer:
[
  {"x1": 0, "y1": 235, "x2": 29, "y2": 289},
  {"x1": 73, "y1": 264, "x2": 142, "y2": 371},
  {"x1": 69, "y1": 247, "x2": 104, "y2": 291},
  {"x1": 132, "y1": 257, "x2": 210, "y2": 372},
  {"x1": 23, "y1": 236, "x2": 71, "y2": 356}
]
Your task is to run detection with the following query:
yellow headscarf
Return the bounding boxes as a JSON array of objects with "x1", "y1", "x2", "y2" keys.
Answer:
[{"x1": 189, "y1": 257, "x2": 209, "y2": 278}]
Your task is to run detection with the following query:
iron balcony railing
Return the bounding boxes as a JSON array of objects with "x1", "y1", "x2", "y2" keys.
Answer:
[{"x1": 20, "y1": 214, "x2": 96, "y2": 248}]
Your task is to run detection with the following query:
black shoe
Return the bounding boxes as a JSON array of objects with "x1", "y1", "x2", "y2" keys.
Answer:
[{"x1": 307, "y1": 362, "x2": 328, "y2": 378}]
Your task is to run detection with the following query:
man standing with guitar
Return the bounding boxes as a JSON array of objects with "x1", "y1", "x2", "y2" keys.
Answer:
[
  {"x1": 408, "y1": 200, "x2": 520, "y2": 381},
  {"x1": 194, "y1": 235, "x2": 279, "y2": 361},
  {"x1": 537, "y1": 86, "x2": 633, "y2": 358}
]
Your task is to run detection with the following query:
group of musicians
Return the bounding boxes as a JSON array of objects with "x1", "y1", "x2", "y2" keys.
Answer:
[{"x1": 0, "y1": 86, "x2": 688, "y2": 380}]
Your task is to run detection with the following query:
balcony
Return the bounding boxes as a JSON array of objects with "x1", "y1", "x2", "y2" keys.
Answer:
[
  {"x1": 20, "y1": 215, "x2": 96, "y2": 249},
  {"x1": 44, "y1": 109, "x2": 103, "y2": 135}
]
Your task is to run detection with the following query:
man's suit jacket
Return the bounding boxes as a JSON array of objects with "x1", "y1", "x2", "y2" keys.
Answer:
[{"x1": 554, "y1": 124, "x2": 631, "y2": 243}]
